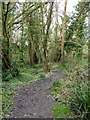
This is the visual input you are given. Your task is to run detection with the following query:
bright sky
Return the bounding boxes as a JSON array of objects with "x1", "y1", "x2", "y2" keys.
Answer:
[
  {"x1": 67, "y1": 0, "x2": 80, "y2": 13},
  {"x1": 18, "y1": 0, "x2": 80, "y2": 13}
]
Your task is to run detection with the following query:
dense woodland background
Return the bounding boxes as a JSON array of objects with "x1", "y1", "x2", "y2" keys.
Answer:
[{"x1": 0, "y1": 0, "x2": 90, "y2": 119}]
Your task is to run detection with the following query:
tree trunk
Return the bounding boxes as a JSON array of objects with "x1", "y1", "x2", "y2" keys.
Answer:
[
  {"x1": 1, "y1": 3, "x2": 12, "y2": 70},
  {"x1": 29, "y1": 36, "x2": 34, "y2": 66},
  {"x1": 61, "y1": 0, "x2": 67, "y2": 66},
  {"x1": 27, "y1": 14, "x2": 35, "y2": 66},
  {"x1": 43, "y1": 2, "x2": 54, "y2": 72}
]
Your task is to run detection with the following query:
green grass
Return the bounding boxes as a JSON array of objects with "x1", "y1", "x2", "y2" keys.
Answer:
[
  {"x1": 53, "y1": 103, "x2": 71, "y2": 118},
  {"x1": 53, "y1": 79, "x2": 64, "y2": 87},
  {"x1": 65, "y1": 57, "x2": 89, "y2": 119},
  {"x1": 51, "y1": 57, "x2": 88, "y2": 118},
  {"x1": 2, "y1": 64, "x2": 52, "y2": 116},
  {"x1": 70, "y1": 81, "x2": 90, "y2": 119},
  {"x1": 39, "y1": 73, "x2": 46, "y2": 79},
  {"x1": 51, "y1": 79, "x2": 65, "y2": 96},
  {"x1": 51, "y1": 78, "x2": 73, "y2": 118}
]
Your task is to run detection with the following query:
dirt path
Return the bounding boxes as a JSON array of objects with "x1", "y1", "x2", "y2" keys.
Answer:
[{"x1": 10, "y1": 69, "x2": 63, "y2": 118}]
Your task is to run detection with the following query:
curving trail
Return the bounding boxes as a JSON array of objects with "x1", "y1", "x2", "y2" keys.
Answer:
[{"x1": 10, "y1": 69, "x2": 63, "y2": 118}]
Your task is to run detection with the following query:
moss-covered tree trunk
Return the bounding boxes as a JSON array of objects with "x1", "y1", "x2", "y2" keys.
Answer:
[
  {"x1": 61, "y1": 0, "x2": 67, "y2": 66},
  {"x1": 43, "y1": 2, "x2": 54, "y2": 72},
  {"x1": 27, "y1": 14, "x2": 35, "y2": 66},
  {"x1": 28, "y1": 36, "x2": 34, "y2": 66},
  {"x1": 2, "y1": 2, "x2": 11, "y2": 70}
]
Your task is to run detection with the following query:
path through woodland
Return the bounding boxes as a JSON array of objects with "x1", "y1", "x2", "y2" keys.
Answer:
[{"x1": 10, "y1": 69, "x2": 63, "y2": 118}]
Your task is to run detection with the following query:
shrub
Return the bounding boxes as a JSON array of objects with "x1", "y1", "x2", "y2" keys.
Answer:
[
  {"x1": 2, "y1": 68, "x2": 19, "y2": 81},
  {"x1": 2, "y1": 69, "x2": 12, "y2": 81}
]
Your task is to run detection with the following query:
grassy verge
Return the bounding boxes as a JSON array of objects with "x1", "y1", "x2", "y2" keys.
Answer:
[
  {"x1": 53, "y1": 103, "x2": 71, "y2": 118},
  {"x1": 51, "y1": 78, "x2": 73, "y2": 118},
  {"x1": 2, "y1": 64, "x2": 52, "y2": 117},
  {"x1": 51, "y1": 57, "x2": 89, "y2": 119}
]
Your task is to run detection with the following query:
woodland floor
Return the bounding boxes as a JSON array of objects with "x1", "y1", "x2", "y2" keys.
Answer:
[{"x1": 10, "y1": 69, "x2": 63, "y2": 118}]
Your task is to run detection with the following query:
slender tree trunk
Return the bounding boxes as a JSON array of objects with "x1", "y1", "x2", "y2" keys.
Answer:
[
  {"x1": 55, "y1": 2, "x2": 58, "y2": 44},
  {"x1": 61, "y1": 0, "x2": 67, "y2": 66},
  {"x1": 43, "y1": 2, "x2": 54, "y2": 72},
  {"x1": 20, "y1": 4, "x2": 25, "y2": 63},
  {"x1": 88, "y1": 3, "x2": 90, "y2": 81},
  {"x1": 27, "y1": 14, "x2": 35, "y2": 66}
]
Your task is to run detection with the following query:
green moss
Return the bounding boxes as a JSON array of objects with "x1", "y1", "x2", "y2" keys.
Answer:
[{"x1": 53, "y1": 103, "x2": 71, "y2": 118}]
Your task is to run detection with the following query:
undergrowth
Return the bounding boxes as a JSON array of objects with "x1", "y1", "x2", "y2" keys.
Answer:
[{"x1": 52, "y1": 57, "x2": 89, "y2": 119}]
